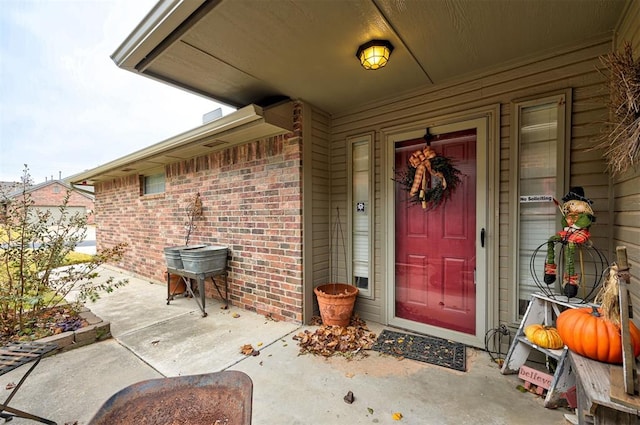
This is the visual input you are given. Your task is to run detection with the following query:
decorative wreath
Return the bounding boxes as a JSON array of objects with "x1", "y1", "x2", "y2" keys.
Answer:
[{"x1": 394, "y1": 144, "x2": 462, "y2": 211}]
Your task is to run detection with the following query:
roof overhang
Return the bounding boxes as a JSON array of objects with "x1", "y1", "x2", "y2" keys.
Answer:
[
  {"x1": 112, "y1": 0, "x2": 208, "y2": 73},
  {"x1": 109, "y1": 0, "x2": 629, "y2": 115},
  {"x1": 69, "y1": 102, "x2": 293, "y2": 186}
]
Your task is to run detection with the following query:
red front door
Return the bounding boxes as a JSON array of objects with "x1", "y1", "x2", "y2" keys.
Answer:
[{"x1": 394, "y1": 130, "x2": 477, "y2": 335}]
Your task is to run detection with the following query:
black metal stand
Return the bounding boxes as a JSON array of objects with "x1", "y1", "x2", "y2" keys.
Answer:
[
  {"x1": 166, "y1": 267, "x2": 228, "y2": 317},
  {"x1": 0, "y1": 342, "x2": 58, "y2": 424}
]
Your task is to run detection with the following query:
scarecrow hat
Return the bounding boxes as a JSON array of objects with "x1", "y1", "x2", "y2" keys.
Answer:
[{"x1": 561, "y1": 186, "x2": 594, "y2": 205}]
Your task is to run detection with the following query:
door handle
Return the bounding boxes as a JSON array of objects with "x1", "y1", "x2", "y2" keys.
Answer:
[{"x1": 480, "y1": 228, "x2": 485, "y2": 248}]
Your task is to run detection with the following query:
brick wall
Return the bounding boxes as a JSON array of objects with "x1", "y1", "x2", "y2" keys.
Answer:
[
  {"x1": 28, "y1": 182, "x2": 95, "y2": 224},
  {"x1": 95, "y1": 107, "x2": 304, "y2": 322}
]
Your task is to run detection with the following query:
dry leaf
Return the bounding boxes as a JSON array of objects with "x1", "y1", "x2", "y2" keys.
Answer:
[
  {"x1": 5, "y1": 382, "x2": 15, "y2": 390},
  {"x1": 345, "y1": 372, "x2": 355, "y2": 378},
  {"x1": 392, "y1": 412, "x2": 403, "y2": 421},
  {"x1": 292, "y1": 315, "x2": 377, "y2": 359},
  {"x1": 232, "y1": 313, "x2": 240, "y2": 318},
  {"x1": 241, "y1": 344, "x2": 256, "y2": 355}
]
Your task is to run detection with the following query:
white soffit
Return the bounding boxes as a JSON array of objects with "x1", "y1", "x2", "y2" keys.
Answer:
[
  {"x1": 69, "y1": 103, "x2": 293, "y2": 186},
  {"x1": 110, "y1": 0, "x2": 627, "y2": 114}
]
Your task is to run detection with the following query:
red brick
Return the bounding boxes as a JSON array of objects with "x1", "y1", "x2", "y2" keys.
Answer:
[{"x1": 94, "y1": 115, "x2": 306, "y2": 324}]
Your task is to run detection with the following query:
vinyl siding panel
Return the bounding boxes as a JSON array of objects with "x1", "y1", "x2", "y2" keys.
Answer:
[
  {"x1": 302, "y1": 103, "x2": 331, "y2": 322},
  {"x1": 330, "y1": 36, "x2": 615, "y2": 333}
]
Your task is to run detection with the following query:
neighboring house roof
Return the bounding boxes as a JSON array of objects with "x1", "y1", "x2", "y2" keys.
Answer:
[
  {"x1": 4, "y1": 180, "x2": 94, "y2": 202},
  {"x1": 0, "y1": 181, "x2": 20, "y2": 194},
  {"x1": 68, "y1": 103, "x2": 293, "y2": 185},
  {"x1": 111, "y1": 0, "x2": 629, "y2": 115}
]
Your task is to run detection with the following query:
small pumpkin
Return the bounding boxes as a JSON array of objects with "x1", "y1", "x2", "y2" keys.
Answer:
[
  {"x1": 556, "y1": 306, "x2": 640, "y2": 364},
  {"x1": 524, "y1": 324, "x2": 563, "y2": 349}
]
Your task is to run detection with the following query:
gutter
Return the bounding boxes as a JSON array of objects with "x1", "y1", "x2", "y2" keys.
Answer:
[
  {"x1": 68, "y1": 102, "x2": 293, "y2": 186},
  {"x1": 111, "y1": 0, "x2": 208, "y2": 70}
]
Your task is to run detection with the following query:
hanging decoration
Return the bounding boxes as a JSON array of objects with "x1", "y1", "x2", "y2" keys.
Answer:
[
  {"x1": 593, "y1": 42, "x2": 640, "y2": 176},
  {"x1": 394, "y1": 129, "x2": 461, "y2": 211}
]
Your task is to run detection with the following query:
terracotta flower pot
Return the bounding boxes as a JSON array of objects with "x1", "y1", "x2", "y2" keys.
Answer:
[
  {"x1": 314, "y1": 283, "x2": 359, "y2": 327},
  {"x1": 165, "y1": 272, "x2": 186, "y2": 295}
]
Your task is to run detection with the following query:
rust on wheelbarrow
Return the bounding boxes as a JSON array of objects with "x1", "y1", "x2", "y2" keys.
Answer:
[{"x1": 88, "y1": 371, "x2": 252, "y2": 425}]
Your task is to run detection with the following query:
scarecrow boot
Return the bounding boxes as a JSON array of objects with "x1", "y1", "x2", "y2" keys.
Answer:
[
  {"x1": 544, "y1": 263, "x2": 557, "y2": 285},
  {"x1": 563, "y1": 273, "x2": 579, "y2": 298}
]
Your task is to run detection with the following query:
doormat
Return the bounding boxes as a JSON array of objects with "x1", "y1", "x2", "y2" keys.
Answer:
[{"x1": 371, "y1": 329, "x2": 466, "y2": 372}]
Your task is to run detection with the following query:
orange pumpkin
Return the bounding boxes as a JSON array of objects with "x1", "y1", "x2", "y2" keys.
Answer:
[{"x1": 556, "y1": 306, "x2": 640, "y2": 364}]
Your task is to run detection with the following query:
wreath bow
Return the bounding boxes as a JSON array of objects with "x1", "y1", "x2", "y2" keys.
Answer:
[
  {"x1": 408, "y1": 146, "x2": 446, "y2": 196},
  {"x1": 393, "y1": 141, "x2": 461, "y2": 211}
]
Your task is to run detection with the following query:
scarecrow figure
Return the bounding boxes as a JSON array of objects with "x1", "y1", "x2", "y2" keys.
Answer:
[{"x1": 543, "y1": 187, "x2": 595, "y2": 298}]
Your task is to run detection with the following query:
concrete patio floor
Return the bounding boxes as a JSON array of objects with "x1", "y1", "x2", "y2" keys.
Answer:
[{"x1": 0, "y1": 266, "x2": 571, "y2": 424}]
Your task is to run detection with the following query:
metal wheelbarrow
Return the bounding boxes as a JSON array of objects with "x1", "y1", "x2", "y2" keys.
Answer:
[{"x1": 88, "y1": 371, "x2": 252, "y2": 425}]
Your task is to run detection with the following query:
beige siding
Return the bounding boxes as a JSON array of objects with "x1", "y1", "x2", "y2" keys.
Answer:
[
  {"x1": 302, "y1": 103, "x2": 332, "y2": 323},
  {"x1": 613, "y1": 1, "x2": 640, "y2": 321},
  {"x1": 330, "y1": 37, "x2": 615, "y2": 331}
]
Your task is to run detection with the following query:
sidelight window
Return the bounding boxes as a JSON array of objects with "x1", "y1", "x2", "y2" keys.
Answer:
[
  {"x1": 511, "y1": 91, "x2": 570, "y2": 318},
  {"x1": 348, "y1": 133, "x2": 374, "y2": 298}
]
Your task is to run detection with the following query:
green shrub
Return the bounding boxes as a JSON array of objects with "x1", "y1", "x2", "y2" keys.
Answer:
[{"x1": 1, "y1": 166, "x2": 128, "y2": 341}]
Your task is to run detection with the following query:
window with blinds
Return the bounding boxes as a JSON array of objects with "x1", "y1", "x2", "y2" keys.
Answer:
[
  {"x1": 142, "y1": 172, "x2": 165, "y2": 195},
  {"x1": 348, "y1": 134, "x2": 374, "y2": 298},
  {"x1": 511, "y1": 92, "x2": 570, "y2": 318}
]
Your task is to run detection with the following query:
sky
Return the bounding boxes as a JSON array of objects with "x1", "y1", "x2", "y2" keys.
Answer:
[{"x1": 0, "y1": 0, "x2": 234, "y2": 183}]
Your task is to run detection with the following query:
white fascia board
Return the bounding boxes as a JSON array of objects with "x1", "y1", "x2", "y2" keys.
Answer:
[
  {"x1": 111, "y1": 0, "x2": 206, "y2": 70},
  {"x1": 68, "y1": 104, "x2": 286, "y2": 185}
]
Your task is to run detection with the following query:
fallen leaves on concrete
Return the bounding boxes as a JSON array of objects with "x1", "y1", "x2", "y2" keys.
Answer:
[
  {"x1": 292, "y1": 316, "x2": 377, "y2": 359},
  {"x1": 240, "y1": 344, "x2": 260, "y2": 356}
]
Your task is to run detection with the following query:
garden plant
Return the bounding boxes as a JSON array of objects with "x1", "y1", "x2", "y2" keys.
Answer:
[{"x1": 0, "y1": 167, "x2": 127, "y2": 343}]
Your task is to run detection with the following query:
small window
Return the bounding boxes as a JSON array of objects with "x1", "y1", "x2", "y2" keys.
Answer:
[
  {"x1": 142, "y1": 173, "x2": 165, "y2": 195},
  {"x1": 52, "y1": 185, "x2": 61, "y2": 194}
]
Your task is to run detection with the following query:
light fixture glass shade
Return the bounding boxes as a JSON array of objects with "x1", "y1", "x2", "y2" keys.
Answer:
[{"x1": 356, "y1": 40, "x2": 394, "y2": 70}]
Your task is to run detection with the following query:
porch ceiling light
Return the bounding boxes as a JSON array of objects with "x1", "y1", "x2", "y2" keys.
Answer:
[{"x1": 356, "y1": 40, "x2": 394, "y2": 70}]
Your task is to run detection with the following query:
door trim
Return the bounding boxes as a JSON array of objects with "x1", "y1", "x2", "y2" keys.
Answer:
[{"x1": 381, "y1": 105, "x2": 500, "y2": 348}]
